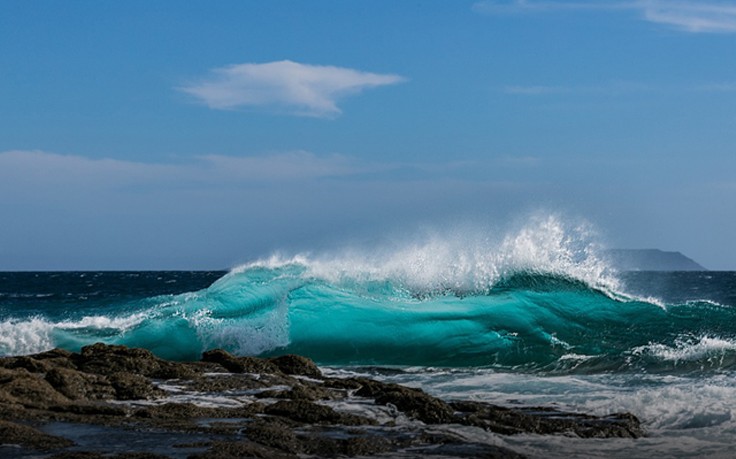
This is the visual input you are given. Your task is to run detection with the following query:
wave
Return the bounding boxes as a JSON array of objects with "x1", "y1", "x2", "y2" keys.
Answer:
[{"x1": 1, "y1": 215, "x2": 734, "y2": 374}]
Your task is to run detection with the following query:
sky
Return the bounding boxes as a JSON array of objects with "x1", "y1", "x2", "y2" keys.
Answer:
[{"x1": 1, "y1": 0, "x2": 735, "y2": 270}]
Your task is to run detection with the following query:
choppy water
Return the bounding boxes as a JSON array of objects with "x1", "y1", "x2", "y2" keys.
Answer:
[{"x1": 1, "y1": 216, "x2": 734, "y2": 457}]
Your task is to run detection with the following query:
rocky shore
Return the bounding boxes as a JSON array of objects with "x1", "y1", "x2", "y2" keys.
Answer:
[{"x1": 0, "y1": 344, "x2": 643, "y2": 458}]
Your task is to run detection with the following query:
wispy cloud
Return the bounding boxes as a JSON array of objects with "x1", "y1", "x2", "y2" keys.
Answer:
[
  {"x1": 473, "y1": 1, "x2": 736, "y2": 33},
  {"x1": 178, "y1": 60, "x2": 406, "y2": 118},
  {"x1": 642, "y1": 2, "x2": 736, "y2": 33},
  {"x1": 0, "y1": 150, "x2": 365, "y2": 188}
]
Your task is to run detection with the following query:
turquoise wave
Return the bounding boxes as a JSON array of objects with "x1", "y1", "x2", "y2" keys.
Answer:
[
  {"x1": 7, "y1": 260, "x2": 730, "y2": 375},
  {"x1": 2, "y1": 215, "x2": 734, "y2": 374}
]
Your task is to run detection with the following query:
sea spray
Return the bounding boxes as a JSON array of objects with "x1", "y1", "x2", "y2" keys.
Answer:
[{"x1": 1, "y1": 215, "x2": 734, "y2": 373}]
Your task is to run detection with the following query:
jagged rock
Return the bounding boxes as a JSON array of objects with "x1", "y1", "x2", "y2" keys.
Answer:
[
  {"x1": 134, "y1": 402, "x2": 219, "y2": 420},
  {"x1": 201, "y1": 349, "x2": 247, "y2": 373},
  {"x1": 254, "y1": 382, "x2": 332, "y2": 402},
  {"x1": 452, "y1": 401, "x2": 644, "y2": 438},
  {"x1": 0, "y1": 419, "x2": 74, "y2": 450},
  {"x1": 0, "y1": 367, "x2": 70, "y2": 409},
  {"x1": 45, "y1": 367, "x2": 116, "y2": 401},
  {"x1": 0, "y1": 344, "x2": 645, "y2": 458},
  {"x1": 245, "y1": 418, "x2": 302, "y2": 453},
  {"x1": 352, "y1": 377, "x2": 455, "y2": 424},
  {"x1": 186, "y1": 373, "x2": 283, "y2": 393},
  {"x1": 301, "y1": 434, "x2": 392, "y2": 457},
  {"x1": 75, "y1": 343, "x2": 196, "y2": 380},
  {"x1": 268, "y1": 354, "x2": 321, "y2": 378},
  {"x1": 75, "y1": 343, "x2": 163, "y2": 377},
  {"x1": 264, "y1": 400, "x2": 374, "y2": 426},
  {"x1": 49, "y1": 453, "x2": 171, "y2": 459},
  {"x1": 188, "y1": 440, "x2": 297, "y2": 459},
  {"x1": 108, "y1": 372, "x2": 163, "y2": 400},
  {"x1": 322, "y1": 377, "x2": 364, "y2": 391},
  {"x1": 237, "y1": 356, "x2": 282, "y2": 374}
]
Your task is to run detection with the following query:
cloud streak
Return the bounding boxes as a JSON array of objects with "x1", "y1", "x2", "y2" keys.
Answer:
[
  {"x1": 179, "y1": 60, "x2": 406, "y2": 118},
  {"x1": 0, "y1": 150, "x2": 365, "y2": 189},
  {"x1": 473, "y1": 1, "x2": 736, "y2": 33}
]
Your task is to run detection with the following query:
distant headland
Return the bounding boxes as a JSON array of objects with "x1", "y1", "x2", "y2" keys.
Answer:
[{"x1": 605, "y1": 249, "x2": 706, "y2": 271}]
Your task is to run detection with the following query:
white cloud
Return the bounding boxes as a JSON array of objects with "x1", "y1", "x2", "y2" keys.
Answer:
[
  {"x1": 178, "y1": 60, "x2": 406, "y2": 118},
  {"x1": 642, "y1": 2, "x2": 736, "y2": 33},
  {"x1": 473, "y1": 0, "x2": 736, "y2": 33}
]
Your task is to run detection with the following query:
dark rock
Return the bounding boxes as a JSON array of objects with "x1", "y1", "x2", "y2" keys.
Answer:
[
  {"x1": 108, "y1": 372, "x2": 163, "y2": 400},
  {"x1": 201, "y1": 349, "x2": 246, "y2": 373},
  {"x1": 268, "y1": 355, "x2": 321, "y2": 378},
  {"x1": 186, "y1": 373, "x2": 284, "y2": 393},
  {"x1": 302, "y1": 434, "x2": 392, "y2": 457},
  {"x1": 236, "y1": 356, "x2": 282, "y2": 374},
  {"x1": 51, "y1": 402, "x2": 129, "y2": 417},
  {"x1": 45, "y1": 367, "x2": 116, "y2": 401},
  {"x1": 48, "y1": 453, "x2": 105, "y2": 459},
  {"x1": 75, "y1": 343, "x2": 195, "y2": 380},
  {"x1": 0, "y1": 419, "x2": 74, "y2": 450},
  {"x1": 452, "y1": 401, "x2": 644, "y2": 438},
  {"x1": 75, "y1": 343, "x2": 163, "y2": 377},
  {"x1": 245, "y1": 419, "x2": 302, "y2": 453},
  {"x1": 135, "y1": 402, "x2": 217, "y2": 420},
  {"x1": 321, "y1": 378, "x2": 364, "y2": 391},
  {"x1": 1, "y1": 356, "x2": 55, "y2": 373},
  {"x1": 0, "y1": 367, "x2": 70, "y2": 409},
  {"x1": 254, "y1": 383, "x2": 332, "y2": 402},
  {"x1": 352, "y1": 377, "x2": 455, "y2": 424},
  {"x1": 188, "y1": 440, "x2": 297, "y2": 459},
  {"x1": 49, "y1": 453, "x2": 172, "y2": 459},
  {"x1": 155, "y1": 361, "x2": 199, "y2": 380},
  {"x1": 264, "y1": 400, "x2": 374, "y2": 426}
]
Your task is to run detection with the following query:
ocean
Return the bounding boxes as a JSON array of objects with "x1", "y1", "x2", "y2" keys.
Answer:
[{"x1": 2, "y1": 219, "x2": 735, "y2": 457}]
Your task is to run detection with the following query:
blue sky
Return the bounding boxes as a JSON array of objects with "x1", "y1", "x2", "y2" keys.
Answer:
[{"x1": 1, "y1": 1, "x2": 735, "y2": 270}]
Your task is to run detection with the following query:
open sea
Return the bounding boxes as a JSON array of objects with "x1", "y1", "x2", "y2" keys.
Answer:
[{"x1": 2, "y1": 219, "x2": 735, "y2": 457}]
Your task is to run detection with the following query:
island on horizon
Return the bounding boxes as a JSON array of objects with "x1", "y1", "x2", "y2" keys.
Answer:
[{"x1": 605, "y1": 249, "x2": 707, "y2": 272}]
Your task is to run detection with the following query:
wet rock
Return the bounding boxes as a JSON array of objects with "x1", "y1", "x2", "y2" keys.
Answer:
[
  {"x1": 134, "y1": 402, "x2": 219, "y2": 420},
  {"x1": 49, "y1": 453, "x2": 171, "y2": 459},
  {"x1": 452, "y1": 401, "x2": 644, "y2": 438},
  {"x1": 268, "y1": 354, "x2": 321, "y2": 378},
  {"x1": 245, "y1": 418, "x2": 302, "y2": 453},
  {"x1": 0, "y1": 419, "x2": 74, "y2": 450},
  {"x1": 188, "y1": 440, "x2": 297, "y2": 459},
  {"x1": 155, "y1": 361, "x2": 199, "y2": 380},
  {"x1": 322, "y1": 377, "x2": 364, "y2": 391},
  {"x1": 45, "y1": 367, "x2": 116, "y2": 401},
  {"x1": 353, "y1": 378, "x2": 455, "y2": 424},
  {"x1": 302, "y1": 434, "x2": 392, "y2": 457},
  {"x1": 51, "y1": 402, "x2": 129, "y2": 417},
  {"x1": 237, "y1": 356, "x2": 282, "y2": 374},
  {"x1": 254, "y1": 382, "x2": 332, "y2": 402},
  {"x1": 108, "y1": 372, "x2": 163, "y2": 400},
  {"x1": 264, "y1": 400, "x2": 374, "y2": 426},
  {"x1": 201, "y1": 349, "x2": 247, "y2": 373},
  {"x1": 186, "y1": 373, "x2": 283, "y2": 393}
]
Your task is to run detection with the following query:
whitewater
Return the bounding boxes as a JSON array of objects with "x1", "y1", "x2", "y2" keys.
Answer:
[{"x1": 2, "y1": 215, "x2": 736, "y2": 457}]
